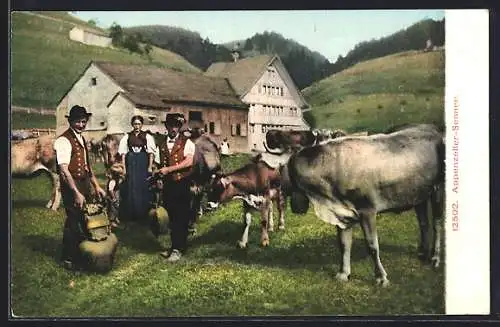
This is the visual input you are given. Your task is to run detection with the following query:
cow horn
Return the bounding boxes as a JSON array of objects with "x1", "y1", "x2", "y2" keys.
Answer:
[{"x1": 262, "y1": 141, "x2": 284, "y2": 155}]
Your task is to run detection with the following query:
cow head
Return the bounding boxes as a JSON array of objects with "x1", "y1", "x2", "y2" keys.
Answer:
[
  {"x1": 101, "y1": 134, "x2": 122, "y2": 169},
  {"x1": 264, "y1": 130, "x2": 317, "y2": 154},
  {"x1": 205, "y1": 173, "x2": 238, "y2": 210}
]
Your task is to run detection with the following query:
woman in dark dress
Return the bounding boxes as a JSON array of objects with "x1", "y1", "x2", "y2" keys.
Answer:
[{"x1": 118, "y1": 115, "x2": 156, "y2": 222}]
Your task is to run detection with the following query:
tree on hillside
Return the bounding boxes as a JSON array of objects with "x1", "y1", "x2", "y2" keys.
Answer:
[{"x1": 109, "y1": 22, "x2": 124, "y2": 47}]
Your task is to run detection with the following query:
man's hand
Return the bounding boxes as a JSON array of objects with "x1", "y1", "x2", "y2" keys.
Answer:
[
  {"x1": 159, "y1": 166, "x2": 172, "y2": 175},
  {"x1": 74, "y1": 191, "x2": 86, "y2": 209},
  {"x1": 95, "y1": 185, "x2": 106, "y2": 201}
]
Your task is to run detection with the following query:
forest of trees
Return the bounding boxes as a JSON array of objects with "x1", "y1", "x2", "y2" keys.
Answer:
[
  {"x1": 120, "y1": 18, "x2": 444, "y2": 89},
  {"x1": 109, "y1": 22, "x2": 153, "y2": 60},
  {"x1": 327, "y1": 18, "x2": 445, "y2": 75},
  {"x1": 124, "y1": 25, "x2": 233, "y2": 70}
]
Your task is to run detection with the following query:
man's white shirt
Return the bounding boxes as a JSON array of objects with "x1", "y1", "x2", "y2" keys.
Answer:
[{"x1": 53, "y1": 128, "x2": 87, "y2": 165}]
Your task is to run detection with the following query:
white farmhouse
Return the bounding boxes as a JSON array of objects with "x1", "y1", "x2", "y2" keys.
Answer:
[
  {"x1": 69, "y1": 26, "x2": 112, "y2": 48},
  {"x1": 205, "y1": 53, "x2": 310, "y2": 152}
]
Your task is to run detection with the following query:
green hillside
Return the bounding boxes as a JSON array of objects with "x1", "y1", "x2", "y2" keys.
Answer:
[
  {"x1": 11, "y1": 11, "x2": 201, "y2": 108},
  {"x1": 302, "y1": 49, "x2": 445, "y2": 134}
]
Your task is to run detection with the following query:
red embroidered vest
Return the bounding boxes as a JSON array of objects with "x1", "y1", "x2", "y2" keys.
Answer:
[
  {"x1": 159, "y1": 135, "x2": 192, "y2": 181},
  {"x1": 60, "y1": 129, "x2": 92, "y2": 180}
]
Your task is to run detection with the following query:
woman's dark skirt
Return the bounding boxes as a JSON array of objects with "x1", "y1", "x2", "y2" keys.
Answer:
[{"x1": 120, "y1": 151, "x2": 152, "y2": 222}]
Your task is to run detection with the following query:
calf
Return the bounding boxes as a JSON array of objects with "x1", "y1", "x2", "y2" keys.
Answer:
[
  {"x1": 265, "y1": 124, "x2": 444, "y2": 286},
  {"x1": 11, "y1": 135, "x2": 61, "y2": 210},
  {"x1": 207, "y1": 158, "x2": 285, "y2": 248}
]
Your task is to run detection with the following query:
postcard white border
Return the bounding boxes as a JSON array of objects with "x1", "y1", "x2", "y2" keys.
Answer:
[{"x1": 444, "y1": 9, "x2": 490, "y2": 315}]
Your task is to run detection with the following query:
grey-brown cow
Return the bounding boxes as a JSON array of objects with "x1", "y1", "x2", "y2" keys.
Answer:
[
  {"x1": 11, "y1": 135, "x2": 61, "y2": 211},
  {"x1": 264, "y1": 124, "x2": 445, "y2": 286},
  {"x1": 206, "y1": 156, "x2": 285, "y2": 248}
]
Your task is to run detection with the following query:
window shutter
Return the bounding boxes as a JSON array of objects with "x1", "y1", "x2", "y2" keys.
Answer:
[
  {"x1": 231, "y1": 124, "x2": 236, "y2": 136},
  {"x1": 241, "y1": 123, "x2": 247, "y2": 136},
  {"x1": 215, "y1": 121, "x2": 221, "y2": 135}
]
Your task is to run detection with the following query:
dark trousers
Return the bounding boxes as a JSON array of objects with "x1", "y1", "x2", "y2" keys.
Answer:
[
  {"x1": 162, "y1": 177, "x2": 196, "y2": 253},
  {"x1": 60, "y1": 177, "x2": 92, "y2": 263}
]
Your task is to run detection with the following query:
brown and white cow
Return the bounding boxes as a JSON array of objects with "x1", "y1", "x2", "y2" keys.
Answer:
[
  {"x1": 11, "y1": 135, "x2": 61, "y2": 211},
  {"x1": 264, "y1": 124, "x2": 445, "y2": 286},
  {"x1": 206, "y1": 157, "x2": 285, "y2": 248}
]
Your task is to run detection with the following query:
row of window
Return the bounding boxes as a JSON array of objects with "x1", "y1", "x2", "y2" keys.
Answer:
[
  {"x1": 259, "y1": 84, "x2": 284, "y2": 96},
  {"x1": 250, "y1": 104, "x2": 299, "y2": 116}
]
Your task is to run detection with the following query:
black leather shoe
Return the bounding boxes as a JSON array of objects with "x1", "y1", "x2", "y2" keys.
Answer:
[{"x1": 62, "y1": 260, "x2": 74, "y2": 270}]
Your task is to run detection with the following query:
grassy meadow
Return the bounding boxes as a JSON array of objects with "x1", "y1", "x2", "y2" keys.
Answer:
[
  {"x1": 10, "y1": 154, "x2": 444, "y2": 317},
  {"x1": 11, "y1": 112, "x2": 55, "y2": 130},
  {"x1": 10, "y1": 11, "x2": 201, "y2": 109},
  {"x1": 303, "y1": 50, "x2": 445, "y2": 133}
]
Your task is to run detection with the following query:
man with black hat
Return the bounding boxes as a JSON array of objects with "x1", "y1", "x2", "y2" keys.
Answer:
[
  {"x1": 157, "y1": 112, "x2": 196, "y2": 262},
  {"x1": 54, "y1": 105, "x2": 106, "y2": 270}
]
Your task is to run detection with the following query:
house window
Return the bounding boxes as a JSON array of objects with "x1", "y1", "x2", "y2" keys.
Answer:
[
  {"x1": 189, "y1": 111, "x2": 202, "y2": 122},
  {"x1": 280, "y1": 87, "x2": 284, "y2": 96},
  {"x1": 236, "y1": 124, "x2": 241, "y2": 136},
  {"x1": 209, "y1": 122, "x2": 215, "y2": 134},
  {"x1": 99, "y1": 121, "x2": 105, "y2": 126},
  {"x1": 91, "y1": 77, "x2": 97, "y2": 86},
  {"x1": 148, "y1": 116, "x2": 156, "y2": 123},
  {"x1": 262, "y1": 124, "x2": 267, "y2": 133},
  {"x1": 250, "y1": 124, "x2": 255, "y2": 133},
  {"x1": 204, "y1": 124, "x2": 208, "y2": 132}
]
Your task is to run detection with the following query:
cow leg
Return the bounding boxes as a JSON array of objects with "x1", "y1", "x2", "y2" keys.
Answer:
[
  {"x1": 336, "y1": 225, "x2": 353, "y2": 282},
  {"x1": 359, "y1": 210, "x2": 389, "y2": 286},
  {"x1": 238, "y1": 207, "x2": 252, "y2": 248},
  {"x1": 277, "y1": 190, "x2": 285, "y2": 230},
  {"x1": 430, "y1": 184, "x2": 444, "y2": 268},
  {"x1": 48, "y1": 172, "x2": 61, "y2": 211},
  {"x1": 415, "y1": 201, "x2": 430, "y2": 262},
  {"x1": 267, "y1": 200, "x2": 274, "y2": 232},
  {"x1": 260, "y1": 198, "x2": 271, "y2": 247},
  {"x1": 30, "y1": 163, "x2": 60, "y2": 211}
]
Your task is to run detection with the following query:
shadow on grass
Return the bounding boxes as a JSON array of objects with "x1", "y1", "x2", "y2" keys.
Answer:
[
  {"x1": 12, "y1": 199, "x2": 49, "y2": 209},
  {"x1": 190, "y1": 220, "x2": 417, "y2": 273},
  {"x1": 22, "y1": 234, "x2": 61, "y2": 263},
  {"x1": 112, "y1": 221, "x2": 163, "y2": 254}
]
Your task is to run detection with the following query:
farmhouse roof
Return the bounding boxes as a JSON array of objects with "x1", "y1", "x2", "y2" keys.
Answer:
[
  {"x1": 93, "y1": 61, "x2": 247, "y2": 109},
  {"x1": 204, "y1": 54, "x2": 275, "y2": 96}
]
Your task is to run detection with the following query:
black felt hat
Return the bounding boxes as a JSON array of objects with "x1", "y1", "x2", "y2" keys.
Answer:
[
  {"x1": 65, "y1": 105, "x2": 92, "y2": 120},
  {"x1": 162, "y1": 113, "x2": 185, "y2": 127}
]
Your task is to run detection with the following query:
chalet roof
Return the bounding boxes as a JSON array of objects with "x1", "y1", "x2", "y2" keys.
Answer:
[
  {"x1": 204, "y1": 54, "x2": 275, "y2": 96},
  {"x1": 93, "y1": 61, "x2": 247, "y2": 109}
]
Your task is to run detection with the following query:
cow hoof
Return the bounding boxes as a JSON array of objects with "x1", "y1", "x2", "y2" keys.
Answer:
[
  {"x1": 237, "y1": 241, "x2": 247, "y2": 249},
  {"x1": 376, "y1": 277, "x2": 390, "y2": 287},
  {"x1": 261, "y1": 239, "x2": 269, "y2": 247},
  {"x1": 335, "y1": 272, "x2": 349, "y2": 282}
]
